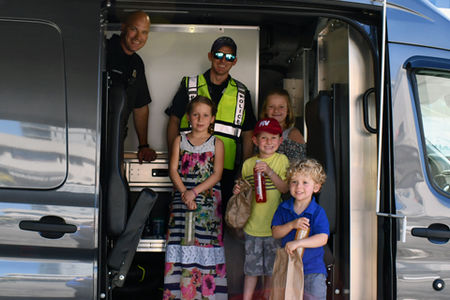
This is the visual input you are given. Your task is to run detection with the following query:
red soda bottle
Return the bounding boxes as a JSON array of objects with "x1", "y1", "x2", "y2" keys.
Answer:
[{"x1": 254, "y1": 160, "x2": 266, "y2": 203}]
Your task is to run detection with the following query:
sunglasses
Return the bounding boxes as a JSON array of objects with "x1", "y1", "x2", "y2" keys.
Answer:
[{"x1": 213, "y1": 51, "x2": 236, "y2": 62}]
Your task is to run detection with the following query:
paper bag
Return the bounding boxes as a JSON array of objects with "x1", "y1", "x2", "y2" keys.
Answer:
[
  {"x1": 270, "y1": 248, "x2": 304, "y2": 300},
  {"x1": 225, "y1": 178, "x2": 252, "y2": 229}
]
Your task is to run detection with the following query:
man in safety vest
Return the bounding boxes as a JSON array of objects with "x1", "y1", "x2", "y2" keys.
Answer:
[{"x1": 165, "y1": 36, "x2": 257, "y2": 216}]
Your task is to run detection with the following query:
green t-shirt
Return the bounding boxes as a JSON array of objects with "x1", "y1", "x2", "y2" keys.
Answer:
[{"x1": 242, "y1": 153, "x2": 289, "y2": 237}]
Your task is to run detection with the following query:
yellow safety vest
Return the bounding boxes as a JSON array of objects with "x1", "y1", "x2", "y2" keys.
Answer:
[{"x1": 180, "y1": 74, "x2": 246, "y2": 170}]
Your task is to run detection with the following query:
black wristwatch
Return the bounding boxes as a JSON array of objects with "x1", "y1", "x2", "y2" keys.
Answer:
[{"x1": 138, "y1": 144, "x2": 149, "y2": 150}]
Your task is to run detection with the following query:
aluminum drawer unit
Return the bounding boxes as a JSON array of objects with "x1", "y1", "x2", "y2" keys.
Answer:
[
  {"x1": 124, "y1": 152, "x2": 172, "y2": 252},
  {"x1": 124, "y1": 152, "x2": 172, "y2": 192}
]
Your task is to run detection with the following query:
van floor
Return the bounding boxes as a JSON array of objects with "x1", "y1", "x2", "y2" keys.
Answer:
[
  {"x1": 112, "y1": 225, "x2": 268, "y2": 299},
  {"x1": 225, "y1": 226, "x2": 271, "y2": 299},
  {"x1": 224, "y1": 226, "x2": 246, "y2": 298}
]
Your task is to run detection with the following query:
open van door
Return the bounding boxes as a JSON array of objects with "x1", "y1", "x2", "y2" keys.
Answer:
[
  {"x1": 0, "y1": 1, "x2": 102, "y2": 299},
  {"x1": 384, "y1": 1, "x2": 450, "y2": 299}
]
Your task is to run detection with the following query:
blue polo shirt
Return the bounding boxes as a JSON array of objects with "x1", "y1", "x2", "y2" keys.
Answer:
[{"x1": 271, "y1": 197, "x2": 330, "y2": 275}]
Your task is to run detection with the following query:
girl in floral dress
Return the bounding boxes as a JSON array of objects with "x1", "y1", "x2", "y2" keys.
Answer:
[{"x1": 164, "y1": 95, "x2": 226, "y2": 300}]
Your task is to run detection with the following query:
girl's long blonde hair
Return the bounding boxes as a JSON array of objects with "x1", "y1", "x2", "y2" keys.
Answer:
[{"x1": 260, "y1": 88, "x2": 295, "y2": 129}]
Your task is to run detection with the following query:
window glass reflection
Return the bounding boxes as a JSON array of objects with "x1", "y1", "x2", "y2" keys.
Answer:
[
  {"x1": 0, "y1": 20, "x2": 66, "y2": 189},
  {"x1": 415, "y1": 70, "x2": 450, "y2": 195}
]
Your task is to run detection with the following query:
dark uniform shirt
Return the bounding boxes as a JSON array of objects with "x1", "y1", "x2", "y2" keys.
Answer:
[
  {"x1": 107, "y1": 34, "x2": 151, "y2": 119},
  {"x1": 165, "y1": 69, "x2": 256, "y2": 132}
]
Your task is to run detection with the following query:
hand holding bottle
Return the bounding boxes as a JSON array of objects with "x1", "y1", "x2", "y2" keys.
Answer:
[
  {"x1": 182, "y1": 190, "x2": 197, "y2": 210},
  {"x1": 291, "y1": 217, "x2": 310, "y2": 231},
  {"x1": 295, "y1": 217, "x2": 310, "y2": 258},
  {"x1": 254, "y1": 160, "x2": 269, "y2": 203},
  {"x1": 253, "y1": 160, "x2": 274, "y2": 177}
]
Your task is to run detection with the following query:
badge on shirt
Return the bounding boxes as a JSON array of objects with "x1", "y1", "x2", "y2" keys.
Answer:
[{"x1": 128, "y1": 69, "x2": 137, "y2": 87}]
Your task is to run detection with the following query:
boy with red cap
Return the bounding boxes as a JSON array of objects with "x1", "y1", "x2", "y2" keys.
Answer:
[{"x1": 232, "y1": 118, "x2": 289, "y2": 300}]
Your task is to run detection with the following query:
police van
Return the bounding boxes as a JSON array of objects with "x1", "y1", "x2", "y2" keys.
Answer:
[{"x1": 1, "y1": 0, "x2": 449, "y2": 299}]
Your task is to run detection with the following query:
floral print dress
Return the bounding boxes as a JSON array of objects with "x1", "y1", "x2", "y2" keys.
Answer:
[
  {"x1": 164, "y1": 133, "x2": 227, "y2": 300},
  {"x1": 277, "y1": 126, "x2": 307, "y2": 162}
]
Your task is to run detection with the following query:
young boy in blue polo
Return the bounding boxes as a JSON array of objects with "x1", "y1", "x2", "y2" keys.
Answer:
[
  {"x1": 271, "y1": 158, "x2": 329, "y2": 300},
  {"x1": 233, "y1": 118, "x2": 289, "y2": 300}
]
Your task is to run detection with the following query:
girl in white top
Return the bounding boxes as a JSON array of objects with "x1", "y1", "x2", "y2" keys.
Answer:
[{"x1": 260, "y1": 88, "x2": 307, "y2": 162}]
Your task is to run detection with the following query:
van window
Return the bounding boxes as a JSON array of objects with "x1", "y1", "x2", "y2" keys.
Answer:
[
  {"x1": 414, "y1": 69, "x2": 450, "y2": 195},
  {"x1": 0, "y1": 20, "x2": 66, "y2": 189}
]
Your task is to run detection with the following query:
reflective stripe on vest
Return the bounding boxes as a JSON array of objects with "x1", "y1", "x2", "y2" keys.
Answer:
[
  {"x1": 214, "y1": 122, "x2": 242, "y2": 138},
  {"x1": 234, "y1": 82, "x2": 246, "y2": 129},
  {"x1": 187, "y1": 76, "x2": 198, "y2": 101},
  {"x1": 179, "y1": 75, "x2": 246, "y2": 170}
]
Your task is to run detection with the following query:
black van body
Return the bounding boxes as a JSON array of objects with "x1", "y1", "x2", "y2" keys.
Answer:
[{"x1": 1, "y1": 0, "x2": 450, "y2": 299}]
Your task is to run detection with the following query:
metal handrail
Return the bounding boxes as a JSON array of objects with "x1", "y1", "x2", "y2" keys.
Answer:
[{"x1": 375, "y1": 0, "x2": 387, "y2": 215}]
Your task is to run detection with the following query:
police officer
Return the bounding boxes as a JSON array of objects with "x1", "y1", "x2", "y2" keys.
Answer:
[
  {"x1": 166, "y1": 36, "x2": 257, "y2": 215},
  {"x1": 107, "y1": 11, "x2": 156, "y2": 163}
]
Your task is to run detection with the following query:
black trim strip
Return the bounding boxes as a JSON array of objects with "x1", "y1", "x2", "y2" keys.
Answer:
[{"x1": 404, "y1": 56, "x2": 450, "y2": 71}]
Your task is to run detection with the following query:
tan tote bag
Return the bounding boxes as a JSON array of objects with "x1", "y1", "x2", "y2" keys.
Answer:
[{"x1": 225, "y1": 178, "x2": 252, "y2": 229}]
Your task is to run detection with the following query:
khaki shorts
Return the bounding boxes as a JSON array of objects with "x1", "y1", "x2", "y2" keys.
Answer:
[{"x1": 244, "y1": 233, "x2": 279, "y2": 276}]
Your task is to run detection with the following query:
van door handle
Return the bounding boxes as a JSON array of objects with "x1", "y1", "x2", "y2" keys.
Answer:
[
  {"x1": 411, "y1": 223, "x2": 450, "y2": 244},
  {"x1": 19, "y1": 216, "x2": 77, "y2": 239},
  {"x1": 362, "y1": 87, "x2": 377, "y2": 134}
]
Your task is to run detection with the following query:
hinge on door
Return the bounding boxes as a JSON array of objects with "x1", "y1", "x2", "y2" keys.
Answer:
[{"x1": 377, "y1": 211, "x2": 407, "y2": 243}]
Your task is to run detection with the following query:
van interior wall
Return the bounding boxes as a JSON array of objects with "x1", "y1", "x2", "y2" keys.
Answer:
[
  {"x1": 109, "y1": 7, "x2": 321, "y2": 152},
  {"x1": 117, "y1": 24, "x2": 260, "y2": 152},
  {"x1": 259, "y1": 21, "x2": 317, "y2": 133}
]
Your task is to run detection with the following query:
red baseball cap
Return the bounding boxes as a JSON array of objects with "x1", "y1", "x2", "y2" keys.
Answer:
[{"x1": 253, "y1": 118, "x2": 283, "y2": 136}]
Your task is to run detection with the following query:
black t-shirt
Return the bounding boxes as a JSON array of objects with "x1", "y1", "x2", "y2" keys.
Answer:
[
  {"x1": 106, "y1": 34, "x2": 151, "y2": 117},
  {"x1": 165, "y1": 70, "x2": 256, "y2": 131}
]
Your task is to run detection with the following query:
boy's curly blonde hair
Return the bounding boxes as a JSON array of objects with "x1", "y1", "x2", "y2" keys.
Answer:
[{"x1": 286, "y1": 158, "x2": 327, "y2": 187}]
